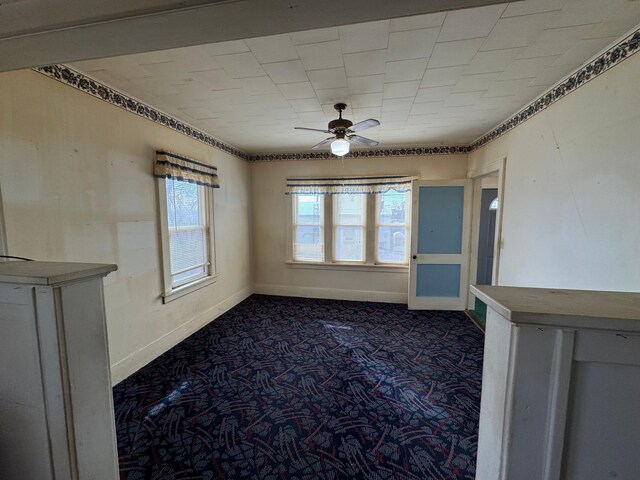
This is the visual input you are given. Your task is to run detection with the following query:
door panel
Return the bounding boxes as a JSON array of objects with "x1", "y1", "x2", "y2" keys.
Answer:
[{"x1": 409, "y1": 180, "x2": 471, "y2": 310}]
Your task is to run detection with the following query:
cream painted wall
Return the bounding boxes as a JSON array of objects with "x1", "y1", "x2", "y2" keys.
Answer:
[
  {"x1": 469, "y1": 52, "x2": 640, "y2": 292},
  {"x1": 0, "y1": 70, "x2": 253, "y2": 383},
  {"x1": 251, "y1": 155, "x2": 468, "y2": 303}
]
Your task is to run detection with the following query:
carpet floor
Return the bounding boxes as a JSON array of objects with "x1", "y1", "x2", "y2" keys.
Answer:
[{"x1": 114, "y1": 295, "x2": 484, "y2": 479}]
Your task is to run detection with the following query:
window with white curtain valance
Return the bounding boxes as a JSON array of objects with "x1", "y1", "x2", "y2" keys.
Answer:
[
  {"x1": 154, "y1": 150, "x2": 219, "y2": 188},
  {"x1": 285, "y1": 175, "x2": 417, "y2": 195}
]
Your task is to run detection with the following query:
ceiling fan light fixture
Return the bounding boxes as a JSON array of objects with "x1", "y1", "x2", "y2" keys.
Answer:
[{"x1": 331, "y1": 138, "x2": 350, "y2": 156}]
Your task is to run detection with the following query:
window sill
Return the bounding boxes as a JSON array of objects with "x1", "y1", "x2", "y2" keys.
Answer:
[
  {"x1": 286, "y1": 261, "x2": 408, "y2": 273},
  {"x1": 162, "y1": 274, "x2": 218, "y2": 304}
]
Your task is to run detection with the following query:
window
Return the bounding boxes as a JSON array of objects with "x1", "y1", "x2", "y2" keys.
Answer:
[
  {"x1": 293, "y1": 194, "x2": 324, "y2": 262},
  {"x1": 290, "y1": 190, "x2": 411, "y2": 267},
  {"x1": 376, "y1": 190, "x2": 410, "y2": 264},
  {"x1": 334, "y1": 194, "x2": 366, "y2": 262},
  {"x1": 159, "y1": 177, "x2": 215, "y2": 301}
]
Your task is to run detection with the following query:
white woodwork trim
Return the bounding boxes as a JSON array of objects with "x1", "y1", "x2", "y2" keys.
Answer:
[
  {"x1": 110, "y1": 286, "x2": 252, "y2": 384},
  {"x1": 254, "y1": 283, "x2": 406, "y2": 304},
  {"x1": 0, "y1": 184, "x2": 8, "y2": 259},
  {"x1": 286, "y1": 261, "x2": 407, "y2": 273},
  {"x1": 542, "y1": 329, "x2": 576, "y2": 480},
  {"x1": 466, "y1": 156, "x2": 506, "y2": 308}
]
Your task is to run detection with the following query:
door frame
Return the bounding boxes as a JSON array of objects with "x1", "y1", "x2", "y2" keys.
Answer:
[
  {"x1": 467, "y1": 156, "x2": 506, "y2": 309},
  {"x1": 0, "y1": 184, "x2": 7, "y2": 259}
]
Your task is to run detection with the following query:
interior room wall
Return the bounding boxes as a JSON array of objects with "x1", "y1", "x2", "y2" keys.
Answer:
[
  {"x1": 468, "y1": 51, "x2": 640, "y2": 292},
  {"x1": 0, "y1": 69, "x2": 253, "y2": 383},
  {"x1": 250, "y1": 154, "x2": 469, "y2": 303}
]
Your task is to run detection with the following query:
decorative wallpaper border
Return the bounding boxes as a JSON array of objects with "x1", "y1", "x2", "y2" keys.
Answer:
[
  {"x1": 33, "y1": 64, "x2": 249, "y2": 161},
  {"x1": 247, "y1": 145, "x2": 471, "y2": 162},
  {"x1": 33, "y1": 27, "x2": 640, "y2": 162}
]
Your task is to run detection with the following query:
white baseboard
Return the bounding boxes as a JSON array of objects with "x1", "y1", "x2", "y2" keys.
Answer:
[
  {"x1": 253, "y1": 283, "x2": 407, "y2": 304},
  {"x1": 110, "y1": 286, "x2": 253, "y2": 385}
]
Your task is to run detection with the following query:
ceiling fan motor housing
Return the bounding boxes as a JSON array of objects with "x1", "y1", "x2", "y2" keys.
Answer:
[{"x1": 329, "y1": 102, "x2": 352, "y2": 137}]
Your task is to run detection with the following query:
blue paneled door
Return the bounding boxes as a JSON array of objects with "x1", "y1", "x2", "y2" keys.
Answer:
[{"x1": 409, "y1": 180, "x2": 472, "y2": 310}]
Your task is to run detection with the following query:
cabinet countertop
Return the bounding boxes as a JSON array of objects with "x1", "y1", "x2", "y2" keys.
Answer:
[
  {"x1": 0, "y1": 261, "x2": 117, "y2": 286},
  {"x1": 471, "y1": 284, "x2": 640, "y2": 331}
]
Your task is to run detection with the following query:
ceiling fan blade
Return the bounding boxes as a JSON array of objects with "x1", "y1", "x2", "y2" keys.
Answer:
[
  {"x1": 295, "y1": 127, "x2": 331, "y2": 133},
  {"x1": 348, "y1": 118, "x2": 380, "y2": 132},
  {"x1": 348, "y1": 135, "x2": 379, "y2": 147},
  {"x1": 311, "y1": 137, "x2": 335, "y2": 149}
]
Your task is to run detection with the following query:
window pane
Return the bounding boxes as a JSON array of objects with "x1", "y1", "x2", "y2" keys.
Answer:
[
  {"x1": 335, "y1": 226, "x2": 364, "y2": 262},
  {"x1": 335, "y1": 194, "x2": 365, "y2": 225},
  {"x1": 377, "y1": 226, "x2": 408, "y2": 263},
  {"x1": 294, "y1": 226, "x2": 323, "y2": 261},
  {"x1": 167, "y1": 179, "x2": 201, "y2": 228},
  {"x1": 378, "y1": 190, "x2": 407, "y2": 224},
  {"x1": 169, "y1": 228, "x2": 206, "y2": 275},
  {"x1": 296, "y1": 194, "x2": 323, "y2": 224},
  {"x1": 172, "y1": 266, "x2": 207, "y2": 287}
]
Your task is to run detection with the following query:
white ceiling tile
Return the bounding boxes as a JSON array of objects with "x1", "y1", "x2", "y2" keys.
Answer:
[
  {"x1": 584, "y1": 3, "x2": 640, "y2": 39},
  {"x1": 518, "y1": 24, "x2": 600, "y2": 59},
  {"x1": 289, "y1": 98, "x2": 323, "y2": 113},
  {"x1": 296, "y1": 111, "x2": 326, "y2": 123},
  {"x1": 296, "y1": 41, "x2": 344, "y2": 70},
  {"x1": 382, "y1": 97, "x2": 415, "y2": 112},
  {"x1": 202, "y1": 40, "x2": 250, "y2": 56},
  {"x1": 245, "y1": 34, "x2": 299, "y2": 63},
  {"x1": 452, "y1": 72, "x2": 502, "y2": 93},
  {"x1": 444, "y1": 91, "x2": 485, "y2": 108},
  {"x1": 351, "y1": 107, "x2": 382, "y2": 122},
  {"x1": 191, "y1": 69, "x2": 238, "y2": 90},
  {"x1": 528, "y1": 65, "x2": 578, "y2": 86},
  {"x1": 484, "y1": 78, "x2": 537, "y2": 98},
  {"x1": 383, "y1": 81, "x2": 421, "y2": 99},
  {"x1": 428, "y1": 38, "x2": 484, "y2": 68},
  {"x1": 389, "y1": 12, "x2": 446, "y2": 32},
  {"x1": 438, "y1": 4, "x2": 506, "y2": 42},
  {"x1": 420, "y1": 66, "x2": 466, "y2": 87},
  {"x1": 177, "y1": 107, "x2": 219, "y2": 120},
  {"x1": 385, "y1": 58, "x2": 428, "y2": 83},
  {"x1": 277, "y1": 81, "x2": 316, "y2": 100},
  {"x1": 347, "y1": 75, "x2": 385, "y2": 94},
  {"x1": 344, "y1": 50, "x2": 387, "y2": 77},
  {"x1": 350, "y1": 92, "x2": 383, "y2": 108},
  {"x1": 480, "y1": 12, "x2": 555, "y2": 51},
  {"x1": 549, "y1": 0, "x2": 627, "y2": 29},
  {"x1": 339, "y1": 20, "x2": 390, "y2": 54},
  {"x1": 262, "y1": 60, "x2": 309, "y2": 84},
  {"x1": 322, "y1": 103, "x2": 353, "y2": 118},
  {"x1": 307, "y1": 68, "x2": 348, "y2": 89},
  {"x1": 240, "y1": 76, "x2": 279, "y2": 95},
  {"x1": 387, "y1": 28, "x2": 439, "y2": 61},
  {"x1": 464, "y1": 47, "x2": 524, "y2": 75},
  {"x1": 74, "y1": 58, "x2": 152, "y2": 79},
  {"x1": 129, "y1": 78, "x2": 180, "y2": 96},
  {"x1": 244, "y1": 93, "x2": 290, "y2": 109},
  {"x1": 214, "y1": 52, "x2": 265, "y2": 78},
  {"x1": 381, "y1": 109, "x2": 410, "y2": 122},
  {"x1": 414, "y1": 85, "x2": 453, "y2": 103},
  {"x1": 379, "y1": 120, "x2": 408, "y2": 131},
  {"x1": 552, "y1": 36, "x2": 619, "y2": 66},
  {"x1": 499, "y1": 55, "x2": 560, "y2": 80},
  {"x1": 410, "y1": 101, "x2": 444, "y2": 115},
  {"x1": 315, "y1": 88, "x2": 350, "y2": 104},
  {"x1": 502, "y1": 0, "x2": 567, "y2": 18},
  {"x1": 290, "y1": 27, "x2": 340, "y2": 45}
]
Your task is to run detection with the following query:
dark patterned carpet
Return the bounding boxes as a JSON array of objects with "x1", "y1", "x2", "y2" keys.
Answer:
[{"x1": 114, "y1": 295, "x2": 484, "y2": 479}]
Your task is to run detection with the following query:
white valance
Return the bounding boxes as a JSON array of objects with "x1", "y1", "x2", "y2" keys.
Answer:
[
  {"x1": 154, "y1": 150, "x2": 219, "y2": 188},
  {"x1": 285, "y1": 175, "x2": 417, "y2": 195}
]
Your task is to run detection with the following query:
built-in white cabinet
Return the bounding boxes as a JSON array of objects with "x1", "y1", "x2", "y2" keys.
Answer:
[
  {"x1": 0, "y1": 261, "x2": 119, "y2": 480},
  {"x1": 472, "y1": 285, "x2": 640, "y2": 480}
]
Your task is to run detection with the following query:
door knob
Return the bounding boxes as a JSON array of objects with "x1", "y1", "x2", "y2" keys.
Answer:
[{"x1": 412, "y1": 255, "x2": 417, "y2": 260}]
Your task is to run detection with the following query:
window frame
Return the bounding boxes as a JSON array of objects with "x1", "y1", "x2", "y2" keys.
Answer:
[
  {"x1": 374, "y1": 190, "x2": 411, "y2": 265},
  {"x1": 157, "y1": 177, "x2": 217, "y2": 303},
  {"x1": 292, "y1": 193, "x2": 325, "y2": 263},
  {"x1": 333, "y1": 193, "x2": 367, "y2": 263},
  {"x1": 287, "y1": 191, "x2": 410, "y2": 271}
]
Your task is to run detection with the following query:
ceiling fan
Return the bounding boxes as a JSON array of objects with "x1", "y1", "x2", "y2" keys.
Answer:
[{"x1": 294, "y1": 103, "x2": 380, "y2": 156}]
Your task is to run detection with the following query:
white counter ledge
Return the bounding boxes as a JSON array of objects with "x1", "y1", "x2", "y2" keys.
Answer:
[
  {"x1": 471, "y1": 284, "x2": 640, "y2": 332},
  {"x1": 0, "y1": 260, "x2": 117, "y2": 285}
]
